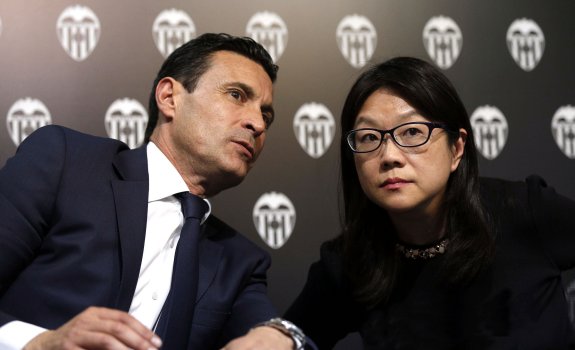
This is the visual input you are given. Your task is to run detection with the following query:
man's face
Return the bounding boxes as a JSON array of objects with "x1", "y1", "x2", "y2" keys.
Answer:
[{"x1": 160, "y1": 50, "x2": 274, "y2": 196}]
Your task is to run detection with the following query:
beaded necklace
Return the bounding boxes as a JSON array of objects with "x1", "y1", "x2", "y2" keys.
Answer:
[{"x1": 395, "y1": 238, "x2": 449, "y2": 259}]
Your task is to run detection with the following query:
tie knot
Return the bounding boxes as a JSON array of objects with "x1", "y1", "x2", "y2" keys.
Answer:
[{"x1": 176, "y1": 192, "x2": 208, "y2": 220}]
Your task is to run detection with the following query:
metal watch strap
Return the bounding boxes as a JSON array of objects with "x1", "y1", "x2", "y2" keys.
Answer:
[{"x1": 255, "y1": 317, "x2": 306, "y2": 350}]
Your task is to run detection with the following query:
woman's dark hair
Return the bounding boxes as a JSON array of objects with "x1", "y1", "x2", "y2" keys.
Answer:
[
  {"x1": 145, "y1": 33, "x2": 278, "y2": 142},
  {"x1": 338, "y1": 56, "x2": 494, "y2": 308}
]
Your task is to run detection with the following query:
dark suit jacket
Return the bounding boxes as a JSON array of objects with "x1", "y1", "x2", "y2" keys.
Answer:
[{"x1": 0, "y1": 125, "x2": 276, "y2": 349}]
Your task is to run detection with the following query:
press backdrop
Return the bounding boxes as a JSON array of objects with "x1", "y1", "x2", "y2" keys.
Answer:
[{"x1": 1, "y1": 1, "x2": 574, "y2": 348}]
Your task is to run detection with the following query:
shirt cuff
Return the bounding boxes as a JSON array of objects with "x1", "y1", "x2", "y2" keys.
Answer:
[{"x1": 0, "y1": 321, "x2": 47, "y2": 350}]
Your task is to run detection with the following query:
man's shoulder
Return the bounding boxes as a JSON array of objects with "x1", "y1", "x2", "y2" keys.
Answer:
[
  {"x1": 18, "y1": 125, "x2": 131, "y2": 163},
  {"x1": 7, "y1": 125, "x2": 130, "y2": 170},
  {"x1": 30, "y1": 125, "x2": 127, "y2": 148}
]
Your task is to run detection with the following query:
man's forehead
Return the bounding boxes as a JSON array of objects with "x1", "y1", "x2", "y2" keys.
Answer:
[
  {"x1": 207, "y1": 51, "x2": 270, "y2": 80},
  {"x1": 206, "y1": 52, "x2": 272, "y2": 88}
]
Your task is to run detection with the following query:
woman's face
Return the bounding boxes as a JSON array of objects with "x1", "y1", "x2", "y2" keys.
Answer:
[{"x1": 352, "y1": 89, "x2": 466, "y2": 218}]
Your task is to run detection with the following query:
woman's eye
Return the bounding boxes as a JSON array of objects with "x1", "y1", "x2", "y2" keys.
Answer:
[
  {"x1": 360, "y1": 133, "x2": 379, "y2": 143},
  {"x1": 403, "y1": 128, "x2": 423, "y2": 137}
]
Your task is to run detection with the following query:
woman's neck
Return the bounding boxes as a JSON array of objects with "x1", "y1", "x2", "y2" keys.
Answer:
[{"x1": 390, "y1": 210, "x2": 446, "y2": 246}]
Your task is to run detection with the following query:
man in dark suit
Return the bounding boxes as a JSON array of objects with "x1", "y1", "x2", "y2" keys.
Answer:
[{"x1": 0, "y1": 33, "x2": 305, "y2": 350}]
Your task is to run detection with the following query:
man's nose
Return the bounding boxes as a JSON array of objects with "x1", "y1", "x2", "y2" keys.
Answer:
[{"x1": 242, "y1": 108, "x2": 266, "y2": 137}]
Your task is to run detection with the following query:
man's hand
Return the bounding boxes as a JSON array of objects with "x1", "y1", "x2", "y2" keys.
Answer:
[
  {"x1": 221, "y1": 326, "x2": 294, "y2": 350},
  {"x1": 23, "y1": 306, "x2": 162, "y2": 350}
]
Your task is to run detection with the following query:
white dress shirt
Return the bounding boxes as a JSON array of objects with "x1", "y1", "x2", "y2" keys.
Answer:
[{"x1": 0, "y1": 142, "x2": 210, "y2": 349}]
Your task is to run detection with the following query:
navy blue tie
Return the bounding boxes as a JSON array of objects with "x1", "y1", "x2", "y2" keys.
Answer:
[{"x1": 156, "y1": 192, "x2": 208, "y2": 349}]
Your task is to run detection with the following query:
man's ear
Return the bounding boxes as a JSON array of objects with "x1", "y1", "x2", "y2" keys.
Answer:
[
  {"x1": 155, "y1": 77, "x2": 178, "y2": 121},
  {"x1": 450, "y1": 128, "x2": 467, "y2": 172}
]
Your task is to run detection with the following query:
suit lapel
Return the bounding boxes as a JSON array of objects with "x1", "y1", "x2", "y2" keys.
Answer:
[
  {"x1": 196, "y1": 232, "x2": 223, "y2": 302},
  {"x1": 111, "y1": 146, "x2": 149, "y2": 311}
]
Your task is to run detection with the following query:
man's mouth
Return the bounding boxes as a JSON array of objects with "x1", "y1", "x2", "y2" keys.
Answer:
[{"x1": 233, "y1": 140, "x2": 255, "y2": 160}]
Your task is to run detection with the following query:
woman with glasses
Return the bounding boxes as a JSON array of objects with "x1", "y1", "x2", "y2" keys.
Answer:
[{"x1": 285, "y1": 57, "x2": 575, "y2": 349}]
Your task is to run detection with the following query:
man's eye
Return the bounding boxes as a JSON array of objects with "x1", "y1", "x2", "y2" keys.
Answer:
[
  {"x1": 263, "y1": 114, "x2": 274, "y2": 128},
  {"x1": 228, "y1": 89, "x2": 246, "y2": 101},
  {"x1": 230, "y1": 90, "x2": 241, "y2": 100}
]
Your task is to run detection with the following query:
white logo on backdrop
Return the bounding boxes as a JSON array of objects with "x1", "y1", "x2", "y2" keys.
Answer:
[
  {"x1": 6, "y1": 98, "x2": 52, "y2": 146},
  {"x1": 246, "y1": 11, "x2": 288, "y2": 63},
  {"x1": 152, "y1": 9, "x2": 196, "y2": 58},
  {"x1": 470, "y1": 105, "x2": 508, "y2": 160},
  {"x1": 506, "y1": 18, "x2": 545, "y2": 71},
  {"x1": 551, "y1": 105, "x2": 575, "y2": 159},
  {"x1": 336, "y1": 14, "x2": 377, "y2": 69},
  {"x1": 293, "y1": 102, "x2": 336, "y2": 158},
  {"x1": 253, "y1": 192, "x2": 296, "y2": 249},
  {"x1": 56, "y1": 5, "x2": 100, "y2": 61},
  {"x1": 422, "y1": 15, "x2": 462, "y2": 69},
  {"x1": 104, "y1": 98, "x2": 148, "y2": 149}
]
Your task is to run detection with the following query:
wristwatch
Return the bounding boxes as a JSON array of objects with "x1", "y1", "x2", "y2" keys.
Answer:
[{"x1": 256, "y1": 317, "x2": 306, "y2": 350}]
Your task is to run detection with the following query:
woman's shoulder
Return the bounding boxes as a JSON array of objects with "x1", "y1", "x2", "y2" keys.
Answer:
[
  {"x1": 479, "y1": 175, "x2": 527, "y2": 194},
  {"x1": 479, "y1": 175, "x2": 559, "y2": 205},
  {"x1": 315, "y1": 236, "x2": 348, "y2": 286},
  {"x1": 478, "y1": 174, "x2": 575, "y2": 236},
  {"x1": 480, "y1": 174, "x2": 547, "y2": 188},
  {"x1": 478, "y1": 176, "x2": 525, "y2": 216},
  {"x1": 319, "y1": 237, "x2": 343, "y2": 266},
  {"x1": 479, "y1": 175, "x2": 551, "y2": 206}
]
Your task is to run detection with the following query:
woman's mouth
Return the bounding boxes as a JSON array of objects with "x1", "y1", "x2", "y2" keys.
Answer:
[{"x1": 381, "y1": 177, "x2": 412, "y2": 190}]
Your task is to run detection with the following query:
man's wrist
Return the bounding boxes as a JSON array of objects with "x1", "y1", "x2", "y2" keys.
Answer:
[
  {"x1": 254, "y1": 318, "x2": 305, "y2": 350},
  {"x1": 0, "y1": 321, "x2": 47, "y2": 350}
]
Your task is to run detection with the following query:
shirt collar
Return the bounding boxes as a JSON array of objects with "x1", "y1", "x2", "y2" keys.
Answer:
[{"x1": 146, "y1": 142, "x2": 211, "y2": 223}]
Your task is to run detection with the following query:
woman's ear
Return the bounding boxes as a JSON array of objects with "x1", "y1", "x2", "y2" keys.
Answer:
[{"x1": 450, "y1": 128, "x2": 467, "y2": 172}]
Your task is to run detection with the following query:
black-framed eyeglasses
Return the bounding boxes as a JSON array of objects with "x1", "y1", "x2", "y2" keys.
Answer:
[{"x1": 346, "y1": 122, "x2": 453, "y2": 153}]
